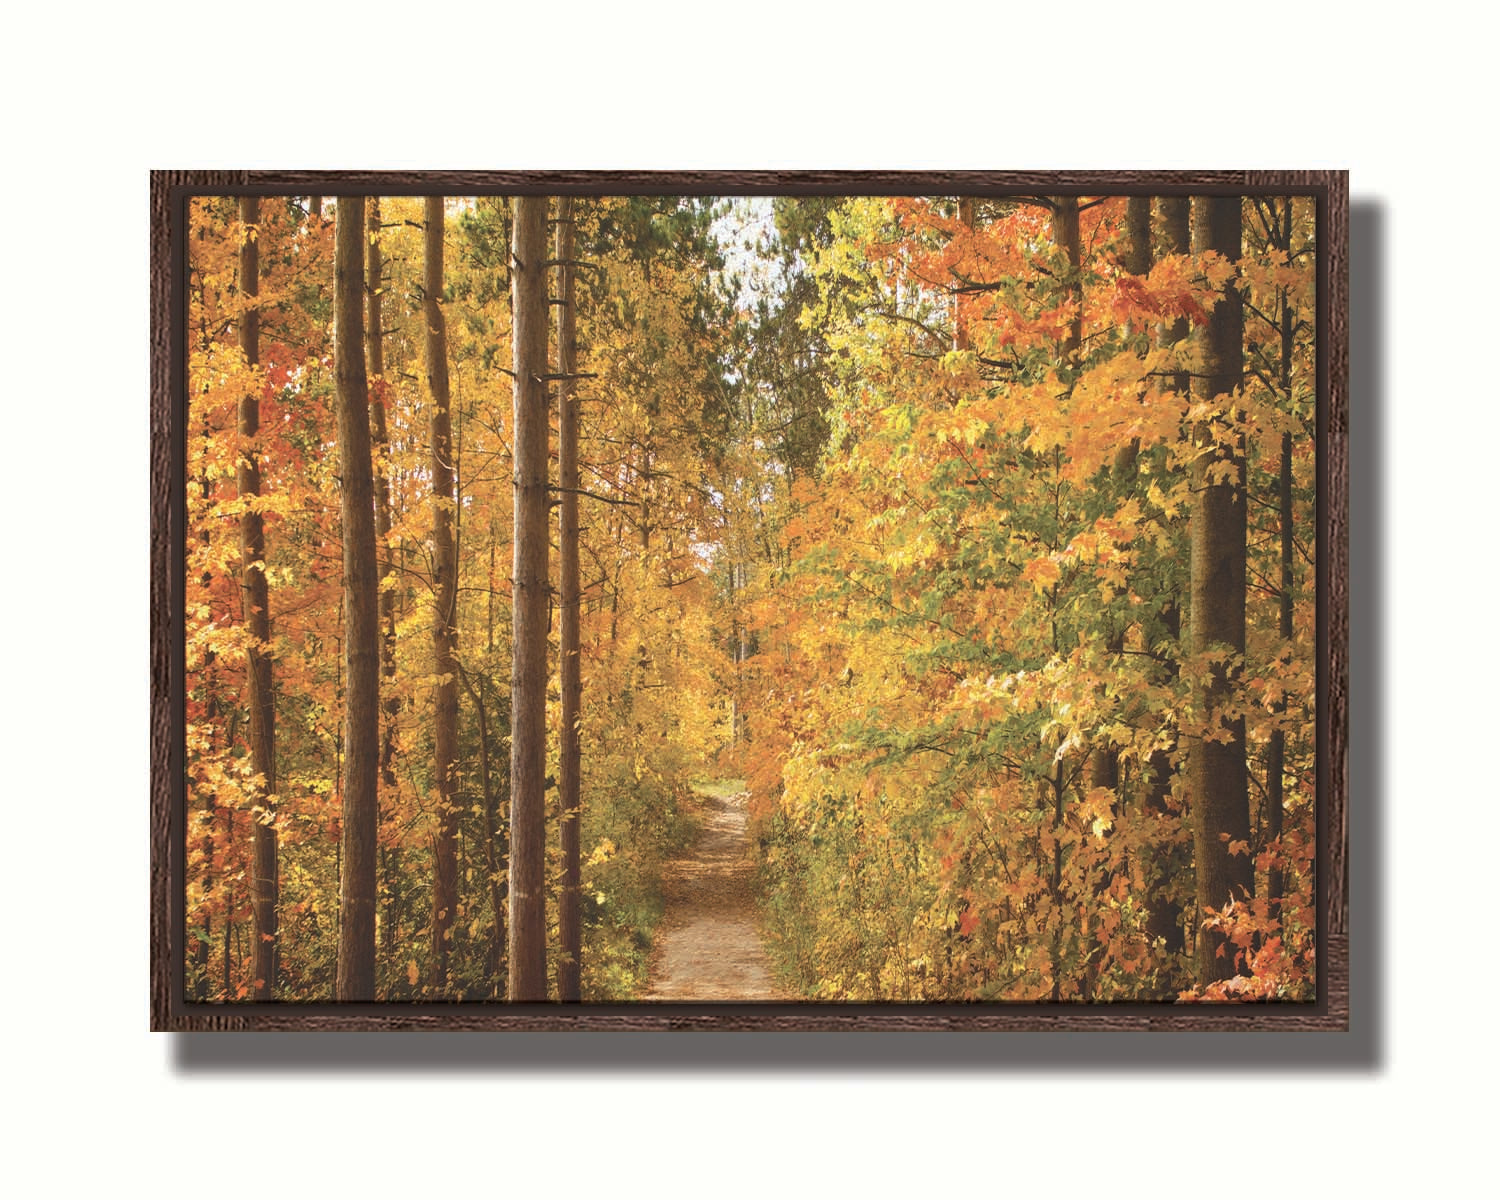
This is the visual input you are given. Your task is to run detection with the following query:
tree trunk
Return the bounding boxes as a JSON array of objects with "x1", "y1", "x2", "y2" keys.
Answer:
[
  {"x1": 1123, "y1": 195, "x2": 1152, "y2": 277},
  {"x1": 237, "y1": 196, "x2": 278, "y2": 1001},
  {"x1": 1188, "y1": 196, "x2": 1252, "y2": 985},
  {"x1": 1140, "y1": 197, "x2": 1192, "y2": 977},
  {"x1": 556, "y1": 196, "x2": 584, "y2": 1003},
  {"x1": 1113, "y1": 196, "x2": 1153, "y2": 479},
  {"x1": 1050, "y1": 195, "x2": 1083, "y2": 365},
  {"x1": 195, "y1": 454, "x2": 219, "y2": 1001},
  {"x1": 1142, "y1": 602, "x2": 1185, "y2": 971},
  {"x1": 222, "y1": 811, "x2": 233, "y2": 995},
  {"x1": 508, "y1": 195, "x2": 550, "y2": 1002},
  {"x1": 461, "y1": 668, "x2": 507, "y2": 996},
  {"x1": 426, "y1": 196, "x2": 461, "y2": 992},
  {"x1": 1266, "y1": 198, "x2": 1295, "y2": 917},
  {"x1": 365, "y1": 198, "x2": 402, "y2": 975},
  {"x1": 366, "y1": 200, "x2": 398, "y2": 793},
  {"x1": 1161, "y1": 197, "x2": 1192, "y2": 394},
  {"x1": 334, "y1": 196, "x2": 381, "y2": 1002},
  {"x1": 953, "y1": 196, "x2": 975, "y2": 352},
  {"x1": 1088, "y1": 195, "x2": 1154, "y2": 862}
]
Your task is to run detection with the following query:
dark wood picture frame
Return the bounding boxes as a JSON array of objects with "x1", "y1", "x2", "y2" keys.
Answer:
[{"x1": 151, "y1": 169, "x2": 1348, "y2": 1032}]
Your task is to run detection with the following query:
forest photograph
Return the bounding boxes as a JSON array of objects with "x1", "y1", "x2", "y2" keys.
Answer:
[{"x1": 171, "y1": 182, "x2": 1324, "y2": 1009}]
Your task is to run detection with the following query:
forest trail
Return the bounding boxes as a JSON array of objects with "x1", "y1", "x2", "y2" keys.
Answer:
[{"x1": 642, "y1": 782, "x2": 791, "y2": 1002}]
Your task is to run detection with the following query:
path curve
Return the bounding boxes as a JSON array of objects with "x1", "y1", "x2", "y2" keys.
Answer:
[{"x1": 642, "y1": 787, "x2": 790, "y2": 1001}]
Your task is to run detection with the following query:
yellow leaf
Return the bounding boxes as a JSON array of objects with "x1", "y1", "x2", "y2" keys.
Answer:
[{"x1": 1023, "y1": 557, "x2": 1061, "y2": 592}]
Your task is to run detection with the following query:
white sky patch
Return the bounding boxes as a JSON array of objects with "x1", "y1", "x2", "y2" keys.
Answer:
[{"x1": 712, "y1": 196, "x2": 778, "y2": 311}]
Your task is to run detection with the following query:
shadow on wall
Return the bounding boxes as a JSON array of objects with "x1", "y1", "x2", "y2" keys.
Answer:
[{"x1": 170, "y1": 199, "x2": 1387, "y2": 1077}]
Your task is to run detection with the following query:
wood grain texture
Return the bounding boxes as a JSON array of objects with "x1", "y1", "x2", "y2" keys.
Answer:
[
  {"x1": 153, "y1": 944, "x2": 1349, "y2": 1031},
  {"x1": 150, "y1": 170, "x2": 1351, "y2": 1034},
  {"x1": 1324, "y1": 174, "x2": 1351, "y2": 944},
  {"x1": 169, "y1": 169, "x2": 1339, "y2": 196}
]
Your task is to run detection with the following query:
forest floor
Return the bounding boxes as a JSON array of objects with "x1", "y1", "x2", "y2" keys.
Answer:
[{"x1": 641, "y1": 780, "x2": 792, "y2": 1001}]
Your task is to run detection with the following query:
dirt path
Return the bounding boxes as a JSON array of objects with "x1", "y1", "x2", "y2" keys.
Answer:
[{"x1": 642, "y1": 785, "x2": 791, "y2": 1002}]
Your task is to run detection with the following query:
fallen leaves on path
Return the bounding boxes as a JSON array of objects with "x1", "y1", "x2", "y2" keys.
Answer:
[{"x1": 642, "y1": 787, "x2": 792, "y2": 1002}]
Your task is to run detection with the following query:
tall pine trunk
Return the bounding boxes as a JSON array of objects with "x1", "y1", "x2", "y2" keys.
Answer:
[
  {"x1": 366, "y1": 198, "x2": 401, "y2": 973},
  {"x1": 334, "y1": 196, "x2": 381, "y2": 1002},
  {"x1": 366, "y1": 203, "x2": 398, "y2": 796},
  {"x1": 508, "y1": 195, "x2": 550, "y2": 1001},
  {"x1": 556, "y1": 196, "x2": 584, "y2": 1002},
  {"x1": 238, "y1": 196, "x2": 278, "y2": 1001},
  {"x1": 1266, "y1": 198, "x2": 1296, "y2": 916},
  {"x1": 1188, "y1": 196, "x2": 1252, "y2": 984},
  {"x1": 426, "y1": 197, "x2": 461, "y2": 992}
]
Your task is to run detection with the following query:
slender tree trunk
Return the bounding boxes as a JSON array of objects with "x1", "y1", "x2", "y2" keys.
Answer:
[
  {"x1": 731, "y1": 561, "x2": 749, "y2": 745},
  {"x1": 366, "y1": 202, "x2": 398, "y2": 792},
  {"x1": 1188, "y1": 196, "x2": 1252, "y2": 984},
  {"x1": 1124, "y1": 195, "x2": 1151, "y2": 277},
  {"x1": 556, "y1": 196, "x2": 584, "y2": 1003},
  {"x1": 222, "y1": 812, "x2": 233, "y2": 995},
  {"x1": 1161, "y1": 197, "x2": 1192, "y2": 396},
  {"x1": 1264, "y1": 430, "x2": 1293, "y2": 915},
  {"x1": 1048, "y1": 771, "x2": 1065, "y2": 1003},
  {"x1": 365, "y1": 198, "x2": 401, "y2": 973},
  {"x1": 426, "y1": 196, "x2": 461, "y2": 992},
  {"x1": 487, "y1": 509, "x2": 498, "y2": 653},
  {"x1": 194, "y1": 735, "x2": 215, "y2": 999},
  {"x1": 508, "y1": 195, "x2": 550, "y2": 1002},
  {"x1": 1267, "y1": 198, "x2": 1296, "y2": 915},
  {"x1": 1142, "y1": 602, "x2": 1185, "y2": 969},
  {"x1": 953, "y1": 196, "x2": 975, "y2": 352},
  {"x1": 1042, "y1": 194, "x2": 1084, "y2": 999},
  {"x1": 195, "y1": 426, "x2": 219, "y2": 1002},
  {"x1": 1088, "y1": 196, "x2": 1153, "y2": 881},
  {"x1": 1050, "y1": 195, "x2": 1083, "y2": 365},
  {"x1": 309, "y1": 196, "x2": 322, "y2": 223},
  {"x1": 1117, "y1": 193, "x2": 1154, "y2": 480},
  {"x1": 1140, "y1": 197, "x2": 1192, "y2": 976},
  {"x1": 461, "y1": 669, "x2": 508, "y2": 996},
  {"x1": 1114, "y1": 197, "x2": 1154, "y2": 469},
  {"x1": 237, "y1": 197, "x2": 279, "y2": 1000},
  {"x1": 334, "y1": 196, "x2": 381, "y2": 1002},
  {"x1": 194, "y1": 850, "x2": 213, "y2": 999},
  {"x1": 1118, "y1": 196, "x2": 1185, "y2": 985}
]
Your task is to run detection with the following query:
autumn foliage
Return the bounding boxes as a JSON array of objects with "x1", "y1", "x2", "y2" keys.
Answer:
[
  {"x1": 186, "y1": 196, "x2": 731, "y2": 1001},
  {"x1": 735, "y1": 195, "x2": 1317, "y2": 1002},
  {"x1": 183, "y1": 191, "x2": 1318, "y2": 1004}
]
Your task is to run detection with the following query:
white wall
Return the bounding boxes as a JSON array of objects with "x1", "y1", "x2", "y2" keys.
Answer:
[{"x1": 4, "y1": 3, "x2": 1488, "y2": 1194}]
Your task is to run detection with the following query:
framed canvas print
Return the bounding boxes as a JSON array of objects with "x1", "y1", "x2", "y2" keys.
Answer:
[{"x1": 150, "y1": 170, "x2": 1348, "y2": 1031}]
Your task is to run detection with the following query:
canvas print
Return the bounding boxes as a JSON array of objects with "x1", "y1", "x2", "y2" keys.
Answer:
[{"x1": 173, "y1": 184, "x2": 1324, "y2": 1009}]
